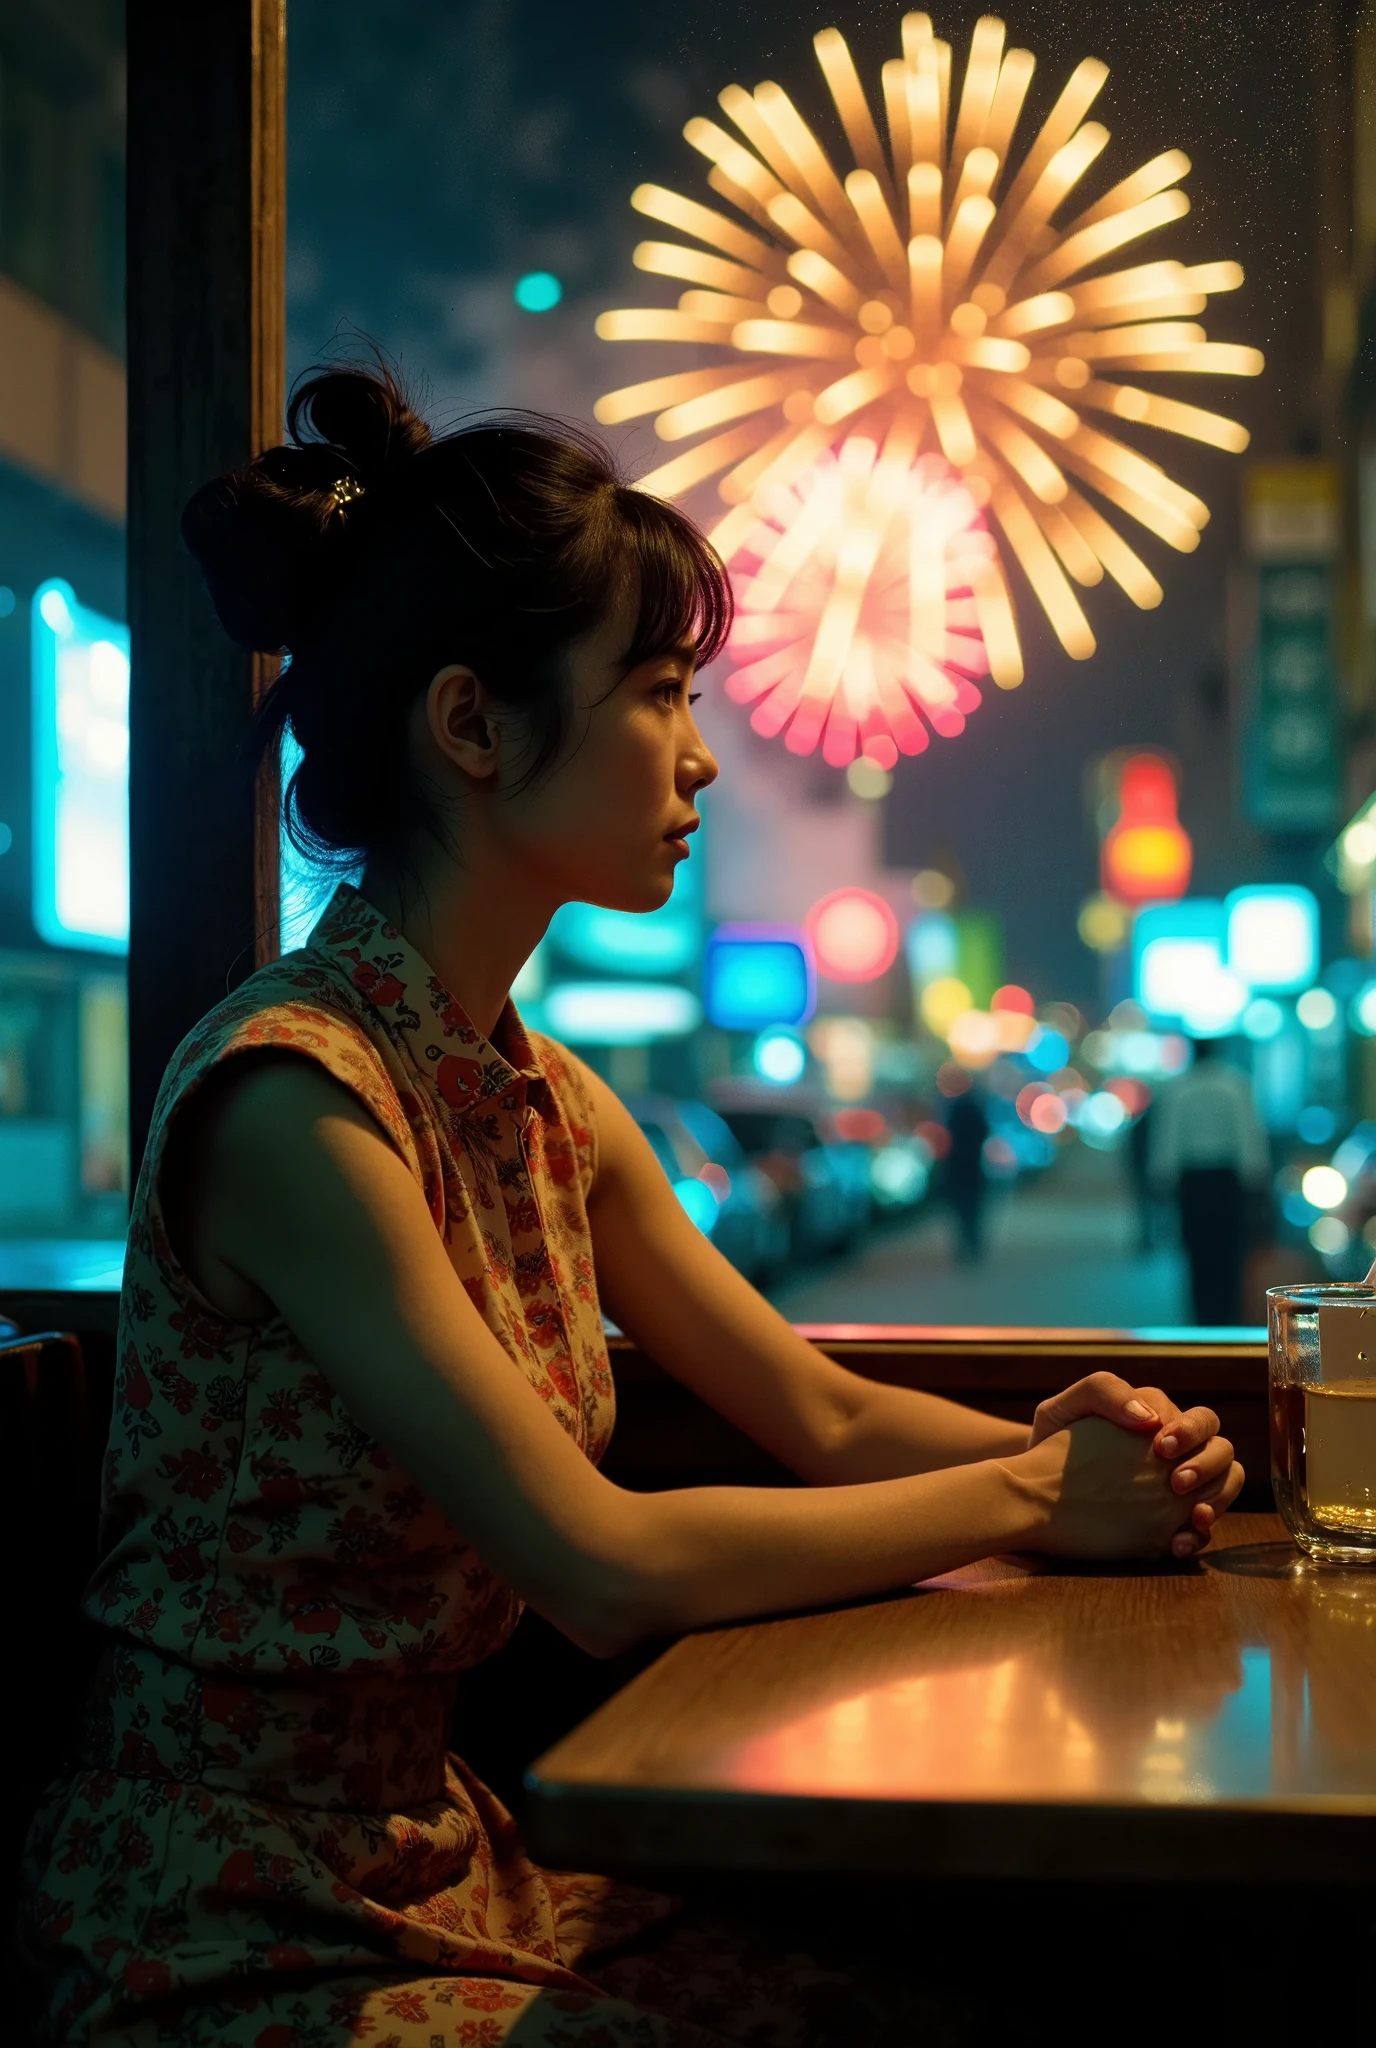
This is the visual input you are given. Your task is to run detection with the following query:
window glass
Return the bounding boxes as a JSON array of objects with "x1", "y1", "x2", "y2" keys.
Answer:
[
  {"x1": 279, "y1": 4, "x2": 1363, "y2": 1330},
  {"x1": 0, "y1": 11, "x2": 127, "y2": 1289}
]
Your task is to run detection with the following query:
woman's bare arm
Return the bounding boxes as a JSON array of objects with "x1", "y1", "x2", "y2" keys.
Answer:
[
  {"x1": 582, "y1": 1069, "x2": 1235, "y2": 1500},
  {"x1": 179, "y1": 1056, "x2": 1230, "y2": 1655}
]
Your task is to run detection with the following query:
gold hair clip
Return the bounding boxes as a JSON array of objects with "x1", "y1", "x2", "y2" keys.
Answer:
[{"x1": 331, "y1": 475, "x2": 367, "y2": 511}]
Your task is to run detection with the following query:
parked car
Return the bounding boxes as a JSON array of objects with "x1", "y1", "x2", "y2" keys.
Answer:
[
  {"x1": 715, "y1": 1108, "x2": 870, "y2": 1261},
  {"x1": 627, "y1": 1097, "x2": 789, "y2": 1283}
]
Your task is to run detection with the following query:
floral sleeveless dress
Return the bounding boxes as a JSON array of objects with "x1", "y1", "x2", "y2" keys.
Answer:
[{"x1": 22, "y1": 887, "x2": 951, "y2": 2048}]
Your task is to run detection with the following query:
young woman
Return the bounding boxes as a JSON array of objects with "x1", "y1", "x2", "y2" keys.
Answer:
[{"x1": 24, "y1": 366, "x2": 1243, "y2": 2046}]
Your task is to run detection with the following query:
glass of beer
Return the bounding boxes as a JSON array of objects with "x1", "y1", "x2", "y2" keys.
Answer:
[{"x1": 1269, "y1": 1284, "x2": 1376, "y2": 1564}]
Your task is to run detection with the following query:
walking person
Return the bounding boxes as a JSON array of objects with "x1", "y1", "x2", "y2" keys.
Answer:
[
  {"x1": 1149, "y1": 1037, "x2": 1269, "y2": 1324},
  {"x1": 943, "y1": 1086, "x2": 990, "y2": 1263}
]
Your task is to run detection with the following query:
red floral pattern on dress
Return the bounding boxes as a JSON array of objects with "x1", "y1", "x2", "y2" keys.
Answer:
[{"x1": 19, "y1": 888, "x2": 940, "y2": 2046}]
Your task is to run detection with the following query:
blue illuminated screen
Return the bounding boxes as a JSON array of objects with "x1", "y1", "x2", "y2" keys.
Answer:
[
  {"x1": 705, "y1": 932, "x2": 814, "y2": 1030},
  {"x1": 32, "y1": 578, "x2": 129, "y2": 953}
]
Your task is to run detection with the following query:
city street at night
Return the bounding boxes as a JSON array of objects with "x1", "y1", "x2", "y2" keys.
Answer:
[{"x1": 772, "y1": 1144, "x2": 1199, "y2": 1331}]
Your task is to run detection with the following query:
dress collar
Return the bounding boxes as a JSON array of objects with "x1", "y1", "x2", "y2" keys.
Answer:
[{"x1": 310, "y1": 884, "x2": 550, "y2": 1119}]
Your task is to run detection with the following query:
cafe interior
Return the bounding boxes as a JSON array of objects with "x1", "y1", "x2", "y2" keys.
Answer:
[{"x1": 1, "y1": 0, "x2": 1374, "y2": 2037}]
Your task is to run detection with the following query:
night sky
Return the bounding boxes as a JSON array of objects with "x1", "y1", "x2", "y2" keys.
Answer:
[{"x1": 286, "y1": 1, "x2": 1328, "y2": 1005}]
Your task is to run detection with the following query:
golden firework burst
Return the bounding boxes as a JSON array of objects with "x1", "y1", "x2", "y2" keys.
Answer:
[{"x1": 594, "y1": 12, "x2": 1263, "y2": 761}]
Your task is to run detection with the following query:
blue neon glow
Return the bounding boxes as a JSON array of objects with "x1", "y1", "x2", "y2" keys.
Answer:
[
  {"x1": 1025, "y1": 1027, "x2": 1069, "y2": 1073},
  {"x1": 548, "y1": 853, "x2": 700, "y2": 977},
  {"x1": 904, "y1": 911, "x2": 957, "y2": 984},
  {"x1": 1242, "y1": 997, "x2": 1285, "y2": 1041},
  {"x1": 279, "y1": 727, "x2": 363, "y2": 951},
  {"x1": 1225, "y1": 885, "x2": 1319, "y2": 994},
  {"x1": 1079, "y1": 1091, "x2": 1128, "y2": 1138},
  {"x1": 550, "y1": 901, "x2": 698, "y2": 974},
  {"x1": 1132, "y1": 900, "x2": 1226, "y2": 1021},
  {"x1": 32, "y1": 578, "x2": 129, "y2": 953},
  {"x1": 704, "y1": 923, "x2": 815, "y2": 1030},
  {"x1": 543, "y1": 980, "x2": 701, "y2": 1044},
  {"x1": 514, "y1": 271, "x2": 562, "y2": 311},
  {"x1": 673, "y1": 1176, "x2": 719, "y2": 1234}
]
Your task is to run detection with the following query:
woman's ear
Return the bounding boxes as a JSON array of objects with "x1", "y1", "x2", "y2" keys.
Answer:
[{"x1": 427, "y1": 664, "x2": 500, "y2": 782}]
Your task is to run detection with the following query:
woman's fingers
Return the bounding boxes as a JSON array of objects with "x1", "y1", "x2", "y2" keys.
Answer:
[
  {"x1": 1187, "y1": 1459, "x2": 1245, "y2": 1514},
  {"x1": 1167, "y1": 1433, "x2": 1235, "y2": 1493},
  {"x1": 1175, "y1": 1461, "x2": 1246, "y2": 1551},
  {"x1": 1151, "y1": 1402, "x2": 1221, "y2": 1460},
  {"x1": 1029, "y1": 1372, "x2": 1177, "y2": 1447},
  {"x1": 1027, "y1": 1378, "x2": 1242, "y2": 1559}
]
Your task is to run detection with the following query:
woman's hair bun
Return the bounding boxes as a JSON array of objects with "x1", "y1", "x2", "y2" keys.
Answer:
[
  {"x1": 287, "y1": 363, "x2": 432, "y2": 478},
  {"x1": 183, "y1": 357, "x2": 732, "y2": 870},
  {"x1": 180, "y1": 362, "x2": 431, "y2": 653}
]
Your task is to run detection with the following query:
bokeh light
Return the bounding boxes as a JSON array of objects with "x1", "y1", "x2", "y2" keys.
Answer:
[
  {"x1": 1079, "y1": 1090, "x2": 1127, "y2": 1137},
  {"x1": 1180, "y1": 964, "x2": 1248, "y2": 1039},
  {"x1": 806, "y1": 887, "x2": 900, "y2": 981},
  {"x1": 983, "y1": 1135, "x2": 1018, "y2": 1177},
  {"x1": 1296, "y1": 987, "x2": 1337, "y2": 1032},
  {"x1": 846, "y1": 756, "x2": 893, "y2": 799},
  {"x1": 1078, "y1": 892, "x2": 1133, "y2": 952},
  {"x1": 1225, "y1": 885, "x2": 1319, "y2": 994},
  {"x1": 1300, "y1": 1165, "x2": 1347, "y2": 1211},
  {"x1": 1029, "y1": 1092, "x2": 1068, "y2": 1134},
  {"x1": 674, "y1": 1176, "x2": 720, "y2": 1232},
  {"x1": 1025, "y1": 1026, "x2": 1070, "y2": 1072},
  {"x1": 1296, "y1": 1105, "x2": 1337, "y2": 1146},
  {"x1": 1100, "y1": 755, "x2": 1192, "y2": 904},
  {"x1": 39, "y1": 585, "x2": 74, "y2": 634},
  {"x1": 753, "y1": 1027, "x2": 807, "y2": 1084},
  {"x1": 993, "y1": 1007, "x2": 1036, "y2": 1052},
  {"x1": 912, "y1": 868, "x2": 957, "y2": 910},
  {"x1": 514, "y1": 270, "x2": 563, "y2": 311},
  {"x1": 921, "y1": 974, "x2": 974, "y2": 1035},
  {"x1": 1309, "y1": 1216, "x2": 1351, "y2": 1257},
  {"x1": 809, "y1": 1015, "x2": 876, "y2": 1098},
  {"x1": 947, "y1": 1008, "x2": 1001, "y2": 1065},
  {"x1": 1041, "y1": 1001, "x2": 1083, "y2": 1039},
  {"x1": 1242, "y1": 997, "x2": 1284, "y2": 1041}
]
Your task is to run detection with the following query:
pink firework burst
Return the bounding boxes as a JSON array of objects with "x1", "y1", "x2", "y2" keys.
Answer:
[{"x1": 721, "y1": 438, "x2": 993, "y2": 768}]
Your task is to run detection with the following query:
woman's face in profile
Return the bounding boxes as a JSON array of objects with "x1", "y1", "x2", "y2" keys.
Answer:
[{"x1": 491, "y1": 588, "x2": 721, "y2": 915}]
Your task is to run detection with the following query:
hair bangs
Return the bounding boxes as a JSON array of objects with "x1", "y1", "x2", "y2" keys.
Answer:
[{"x1": 613, "y1": 489, "x2": 733, "y2": 676}]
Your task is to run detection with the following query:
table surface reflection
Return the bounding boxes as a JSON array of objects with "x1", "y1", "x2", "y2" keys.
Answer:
[{"x1": 527, "y1": 1516, "x2": 1376, "y2": 1886}]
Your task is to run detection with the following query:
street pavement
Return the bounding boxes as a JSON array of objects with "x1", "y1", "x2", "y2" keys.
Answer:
[{"x1": 770, "y1": 1144, "x2": 1191, "y2": 1329}]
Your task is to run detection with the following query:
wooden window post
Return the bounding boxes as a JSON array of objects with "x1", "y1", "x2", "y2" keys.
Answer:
[{"x1": 126, "y1": 1, "x2": 286, "y2": 1175}]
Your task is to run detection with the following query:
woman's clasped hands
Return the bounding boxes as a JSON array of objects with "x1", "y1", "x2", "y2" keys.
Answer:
[{"x1": 1010, "y1": 1371, "x2": 1245, "y2": 1562}]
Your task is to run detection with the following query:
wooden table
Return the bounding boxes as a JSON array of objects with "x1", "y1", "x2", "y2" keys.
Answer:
[{"x1": 527, "y1": 1515, "x2": 1376, "y2": 1888}]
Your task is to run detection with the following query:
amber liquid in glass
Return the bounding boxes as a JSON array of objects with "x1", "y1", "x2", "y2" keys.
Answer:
[
  {"x1": 1271, "y1": 1379, "x2": 1376, "y2": 1540},
  {"x1": 1270, "y1": 1378, "x2": 1305, "y2": 1532},
  {"x1": 1304, "y1": 1383, "x2": 1376, "y2": 1534}
]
